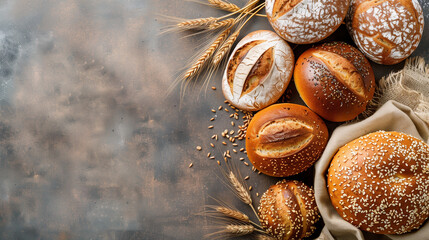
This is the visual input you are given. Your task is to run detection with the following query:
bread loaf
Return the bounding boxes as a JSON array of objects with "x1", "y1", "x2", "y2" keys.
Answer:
[
  {"x1": 328, "y1": 131, "x2": 429, "y2": 234},
  {"x1": 222, "y1": 30, "x2": 294, "y2": 112},
  {"x1": 265, "y1": 0, "x2": 350, "y2": 44},
  {"x1": 258, "y1": 180, "x2": 320, "y2": 240},
  {"x1": 246, "y1": 103, "x2": 328, "y2": 177},
  {"x1": 294, "y1": 42, "x2": 375, "y2": 122},
  {"x1": 346, "y1": 0, "x2": 424, "y2": 65}
]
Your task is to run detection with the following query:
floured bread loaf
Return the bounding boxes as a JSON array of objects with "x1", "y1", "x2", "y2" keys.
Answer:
[
  {"x1": 222, "y1": 30, "x2": 294, "y2": 111},
  {"x1": 246, "y1": 103, "x2": 328, "y2": 177},
  {"x1": 265, "y1": 0, "x2": 350, "y2": 44},
  {"x1": 294, "y1": 42, "x2": 375, "y2": 122},
  {"x1": 346, "y1": 0, "x2": 424, "y2": 65}
]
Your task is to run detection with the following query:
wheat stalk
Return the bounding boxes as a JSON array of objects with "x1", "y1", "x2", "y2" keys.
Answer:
[
  {"x1": 184, "y1": 28, "x2": 231, "y2": 79},
  {"x1": 225, "y1": 224, "x2": 255, "y2": 235},
  {"x1": 208, "y1": 0, "x2": 241, "y2": 12},
  {"x1": 212, "y1": 30, "x2": 239, "y2": 65},
  {"x1": 208, "y1": 18, "x2": 235, "y2": 29},
  {"x1": 215, "y1": 206, "x2": 250, "y2": 222},
  {"x1": 228, "y1": 171, "x2": 252, "y2": 205},
  {"x1": 177, "y1": 17, "x2": 217, "y2": 28}
]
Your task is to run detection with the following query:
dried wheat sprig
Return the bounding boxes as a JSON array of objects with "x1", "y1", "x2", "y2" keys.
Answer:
[
  {"x1": 215, "y1": 206, "x2": 250, "y2": 222},
  {"x1": 184, "y1": 27, "x2": 231, "y2": 79},
  {"x1": 208, "y1": 18, "x2": 235, "y2": 29},
  {"x1": 177, "y1": 17, "x2": 217, "y2": 29},
  {"x1": 226, "y1": 224, "x2": 255, "y2": 235},
  {"x1": 228, "y1": 171, "x2": 252, "y2": 205},
  {"x1": 212, "y1": 30, "x2": 239, "y2": 65},
  {"x1": 208, "y1": 0, "x2": 241, "y2": 12}
]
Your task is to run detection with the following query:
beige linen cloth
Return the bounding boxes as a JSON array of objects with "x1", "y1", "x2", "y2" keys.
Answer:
[{"x1": 314, "y1": 57, "x2": 429, "y2": 240}]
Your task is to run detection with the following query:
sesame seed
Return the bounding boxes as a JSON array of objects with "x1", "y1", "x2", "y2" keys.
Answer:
[
  {"x1": 189, "y1": 163, "x2": 193, "y2": 168},
  {"x1": 196, "y1": 146, "x2": 202, "y2": 151}
]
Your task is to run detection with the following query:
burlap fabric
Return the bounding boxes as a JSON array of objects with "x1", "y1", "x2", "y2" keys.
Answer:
[{"x1": 314, "y1": 57, "x2": 429, "y2": 240}]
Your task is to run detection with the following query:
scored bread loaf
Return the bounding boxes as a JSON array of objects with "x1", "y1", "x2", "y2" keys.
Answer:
[
  {"x1": 346, "y1": 0, "x2": 424, "y2": 65},
  {"x1": 328, "y1": 131, "x2": 429, "y2": 234},
  {"x1": 259, "y1": 180, "x2": 320, "y2": 240},
  {"x1": 265, "y1": 0, "x2": 350, "y2": 44},
  {"x1": 222, "y1": 30, "x2": 294, "y2": 112},
  {"x1": 294, "y1": 42, "x2": 375, "y2": 122},
  {"x1": 246, "y1": 103, "x2": 328, "y2": 177}
]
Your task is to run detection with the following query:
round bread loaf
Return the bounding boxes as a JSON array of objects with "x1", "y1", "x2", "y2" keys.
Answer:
[
  {"x1": 328, "y1": 131, "x2": 429, "y2": 234},
  {"x1": 258, "y1": 180, "x2": 320, "y2": 240},
  {"x1": 222, "y1": 30, "x2": 294, "y2": 112},
  {"x1": 294, "y1": 42, "x2": 375, "y2": 122},
  {"x1": 265, "y1": 0, "x2": 350, "y2": 44},
  {"x1": 246, "y1": 103, "x2": 328, "y2": 177},
  {"x1": 346, "y1": 0, "x2": 424, "y2": 65}
]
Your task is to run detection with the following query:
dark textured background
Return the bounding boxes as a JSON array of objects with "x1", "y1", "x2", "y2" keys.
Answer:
[{"x1": 0, "y1": 0, "x2": 428, "y2": 239}]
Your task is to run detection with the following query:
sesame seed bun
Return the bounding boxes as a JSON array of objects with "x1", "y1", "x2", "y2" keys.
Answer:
[
  {"x1": 328, "y1": 131, "x2": 429, "y2": 234},
  {"x1": 258, "y1": 180, "x2": 320, "y2": 240},
  {"x1": 294, "y1": 42, "x2": 376, "y2": 122}
]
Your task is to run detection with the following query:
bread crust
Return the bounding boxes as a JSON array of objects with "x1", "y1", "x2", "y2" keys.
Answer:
[
  {"x1": 265, "y1": 0, "x2": 350, "y2": 44},
  {"x1": 346, "y1": 0, "x2": 424, "y2": 65},
  {"x1": 328, "y1": 131, "x2": 429, "y2": 234},
  {"x1": 246, "y1": 103, "x2": 328, "y2": 177},
  {"x1": 222, "y1": 30, "x2": 294, "y2": 112},
  {"x1": 258, "y1": 180, "x2": 320, "y2": 240},
  {"x1": 294, "y1": 42, "x2": 375, "y2": 122}
]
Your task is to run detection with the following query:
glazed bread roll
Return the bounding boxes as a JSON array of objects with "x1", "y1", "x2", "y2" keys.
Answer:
[
  {"x1": 222, "y1": 30, "x2": 294, "y2": 112},
  {"x1": 246, "y1": 103, "x2": 328, "y2": 177},
  {"x1": 294, "y1": 42, "x2": 375, "y2": 122},
  {"x1": 265, "y1": 0, "x2": 350, "y2": 44},
  {"x1": 328, "y1": 131, "x2": 429, "y2": 234},
  {"x1": 258, "y1": 180, "x2": 320, "y2": 240},
  {"x1": 346, "y1": 0, "x2": 424, "y2": 65}
]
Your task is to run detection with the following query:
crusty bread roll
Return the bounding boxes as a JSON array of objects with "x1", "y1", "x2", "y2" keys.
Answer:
[
  {"x1": 222, "y1": 30, "x2": 294, "y2": 111},
  {"x1": 328, "y1": 131, "x2": 429, "y2": 234},
  {"x1": 246, "y1": 103, "x2": 328, "y2": 177},
  {"x1": 294, "y1": 42, "x2": 375, "y2": 122},
  {"x1": 259, "y1": 180, "x2": 320, "y2": 240},
  {"x1": 265, "y1": 0, "x2": 350, "y2": 44},
  {"x1": 346, "y1": 0, "x2": 424, "y2": 65}
]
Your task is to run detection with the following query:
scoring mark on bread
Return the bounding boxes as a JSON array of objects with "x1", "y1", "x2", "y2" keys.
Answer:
[
  {"x1": 227, "y1": 40, "x2": 266, "y2": 95},
  {"x1": 240, "y1": 47, "x2": 274, "y2": 97},
  {"x1": 313, "y1": 50, "x2": 366, "y2": 98},
  {"x1": 256, "y1": 118, "x2": 314, "y2": 158},
  {"x1": 272, "y1": 0, "x2": 303, "y2": 20}
]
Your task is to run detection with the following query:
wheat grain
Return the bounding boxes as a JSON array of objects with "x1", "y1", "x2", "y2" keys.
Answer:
[
  {"x1": 228, "y1": 171, "x2": 252, "y2": 205},
  {"x1": 215, "y1": 206, "x2": 250, "y2": 222},
  {"x1": 177, "y1": 17, "x2": 217, "y2": 28},
  {"x1": 225, "y1": 224, "x2": 255, "y2": 236},
  {"x1": 184, "y1": 28, "x2": 231, "y2": 79},
  {"x1": 208, "y1": 18, "x2": 235, "y2": 29},
  {"x1": 208, "y1": 0, "x2": 241, "y2": 12}
]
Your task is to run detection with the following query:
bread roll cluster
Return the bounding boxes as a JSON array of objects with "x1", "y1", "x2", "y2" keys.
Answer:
[
  {"x1": 246, "y1": 103, "x2": 328, "y2": 177},
  {"x1": 258, "y1": 180, "x2": 320, "y2": 240},
  {"x1": 222, "y1": 30, "x2": 294, "y2": 112},
  {"x1": 328, "y1": 131, "x2": 429, "y2": 234}
]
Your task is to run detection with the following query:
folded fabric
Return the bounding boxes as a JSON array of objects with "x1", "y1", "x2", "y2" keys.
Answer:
[{"x1": 314, "y1": 100, "x2": 429, "y2": 240}]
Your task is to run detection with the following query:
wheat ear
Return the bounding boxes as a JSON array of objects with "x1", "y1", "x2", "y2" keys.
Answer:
[
  {"x1": 225, "y1": 224, "x2": 255, "y2": 235},
  {"x1": 184, "y1": 28, "x2": 231, "y2": 79},
  {"x1": 208, "y1": 18, "x2": 235, "y2": 29},
  {"x1": 215, "y1": 206, "x2": 250, "y2": 222},
  {"x1": 212, "y1": 30, "x2": 239, "y2": 65},
  {"x1": 177, "y1": 17, "x2": 217, "y2": 28},
  {"x1": 208, "y1": 0, "x2": 241, "y2": 12}
]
